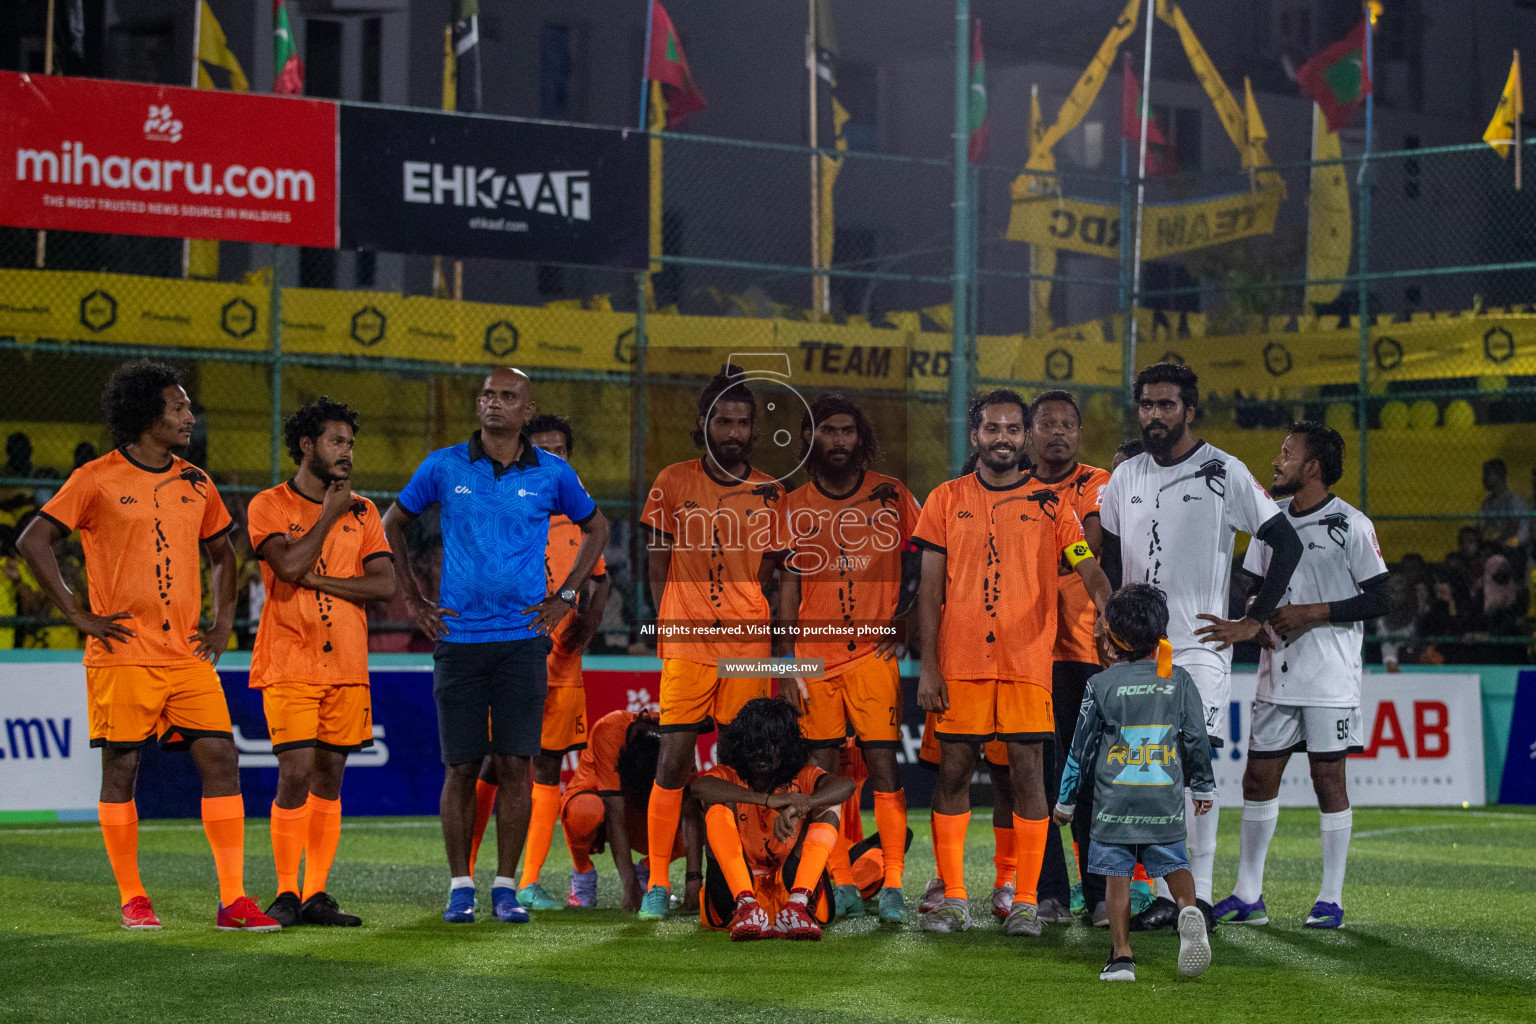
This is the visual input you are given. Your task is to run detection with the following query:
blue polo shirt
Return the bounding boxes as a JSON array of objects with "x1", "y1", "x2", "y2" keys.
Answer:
[{"x1": 398, "y1": 430, "x2": 597, "y2": 643}]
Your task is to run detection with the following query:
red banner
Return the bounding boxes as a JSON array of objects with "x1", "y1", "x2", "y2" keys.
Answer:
[{"x1": 0, "y1": 71, "x2": 337, "y2": 247}]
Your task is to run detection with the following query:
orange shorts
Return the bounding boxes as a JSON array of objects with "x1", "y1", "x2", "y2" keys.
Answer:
[
  {"x1": 86, "y1": 662, "x2": 231, "y2": 750},
  {"x1": 917, "y1": 710, "x2": 1008, "y2": 769},
  {"x1": 540, "y1": 684, "x2": 588, "y2": 757},
  {"x1": 658, "y1": 659, "x2": 770, "y2": 731},
  {"x1": 547, "y1": 639, "x2": 583, "y2": 688},
  {"x1": 934, "y1": 679, "x2": 1052, "y2": 744},
  {"x1": 262, "y1": 681, "x2": 373, "y2": 753},
  {"x1": 801, "y1": 654, "x2": 901, "y2": 749}
]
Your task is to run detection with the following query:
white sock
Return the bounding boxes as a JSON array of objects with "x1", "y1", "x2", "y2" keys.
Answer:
[
  {"x1": 1186, "y1": 788, "x2": 1220, "y2": 903},
  {"x1": 1154, "y1": 876, "x2": 1172, "y2": 901},
  {"x1": 450, "y1": 875, "x2": 475, "y2": 890},
  {"x1": 1317, "y1": 808, "x2": 1353, "y2": 908},
  {"x1": 1234, "y1": 798, "x2": 1281, "y2": 903},
  {"x1": 492, "y1": 875, "x2": 518, "y2": 891}
]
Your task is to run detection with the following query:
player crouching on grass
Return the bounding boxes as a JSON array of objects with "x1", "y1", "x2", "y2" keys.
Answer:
[
  {"x1": 1053, "y1": 584, "x2": 1214, "y2": 982},
  {"x1": 690, "y1": 698, "x2": 855, "y2": 941}
]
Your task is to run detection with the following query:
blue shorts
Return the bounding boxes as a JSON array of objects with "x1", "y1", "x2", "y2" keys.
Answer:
[{"x1": 1087, "y1": 839, "x2": 1189, "y2": 879}]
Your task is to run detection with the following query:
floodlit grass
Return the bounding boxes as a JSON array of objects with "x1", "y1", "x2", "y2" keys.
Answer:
[{"x1": 3, "y1": 806, "x2": 1534, "y2": 1023}]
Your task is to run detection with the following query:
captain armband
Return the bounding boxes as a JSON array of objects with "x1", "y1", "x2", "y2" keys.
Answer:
[{"x1": 1062, "y1": 540, "x2": 1094, "y2": 567}]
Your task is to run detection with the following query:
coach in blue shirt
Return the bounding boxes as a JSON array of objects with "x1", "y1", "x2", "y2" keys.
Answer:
[{"x1": 383, "y1": 367, "x2": 608, "y2": 924}]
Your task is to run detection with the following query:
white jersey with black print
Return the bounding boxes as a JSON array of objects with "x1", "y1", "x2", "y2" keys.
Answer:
[
  {"x1": 1100, "y1": 441, "x2": 1281, "y2": 676},
  {"x1": 1242, "y1": 495, "x2": 1388, "y2": 707}
]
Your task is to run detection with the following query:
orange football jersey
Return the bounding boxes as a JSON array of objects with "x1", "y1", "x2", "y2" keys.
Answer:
[
  {"x1": 246, "y1": 482, "x2": 392, "y2": 687},
  {"x1": 1034, "y1": 463, "x2": 1110, "y2": 664},
  {"x1": 701, "y1": 762, "x2": 829, "y2": 871},
  {"x1": 911, "y1": 471, "x2": 1086, "y2": 685},
  {"x1": 40, "y1": 450, "x2": 232, "y2": 668},
  {"x1": 784, "y1": 471, "x2": 920, "y2": 672},
  {"x1": 545, "y1": 513, "x2": 608, "y2": 680},
  {"x1": 641, "y1": 459, "x2": 787, "y2": 663}
]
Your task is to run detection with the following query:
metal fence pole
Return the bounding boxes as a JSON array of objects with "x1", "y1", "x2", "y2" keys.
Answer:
[
  {"x1": 269, "y1": 246, "x2": 285, "y2": 486},
  {"x1": 947, "y1": 0, "x2": 972, "y2": 476},
  {"x1": 1356, "y1": 16, "x2": 1375, "y2": 515},
  {"x1": 629, "y1": 271, "x2": 650, "y2": 634}
]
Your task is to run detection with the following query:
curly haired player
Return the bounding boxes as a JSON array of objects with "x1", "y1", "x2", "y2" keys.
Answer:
[{"x1": 689, "y1": 698, "x2": 854, "y2": 941}]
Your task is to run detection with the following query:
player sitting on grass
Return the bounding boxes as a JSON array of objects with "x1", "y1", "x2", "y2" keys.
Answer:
[
  {"x1": 690, "y1": 697, "x2": 855, "y2": 941},
  {"x1": 1053, "y1": 584, "x2": 1214, "y2": 982}
]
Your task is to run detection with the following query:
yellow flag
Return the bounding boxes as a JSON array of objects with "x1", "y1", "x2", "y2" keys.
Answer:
[
  {"x1": 1023, "y1": 0, "x2": 1139, "y2": 176},
  {"x1": 646, "y1": 80, "x2": 666, "y2": 309},
  {"x1": 1484, "y1": 51, "x2": 1523, "y2": 157},
  {"x1": 1243, "y1": 77, "x2": 1268, "y2": 169},
  {"x1": 1305, "y1": 108, "x2": 1350, "y2": 309},
  {"x1": 196, "y1": 1, "x2": 249, "y2": 91},
  {"x1": 190, "y1": 2, "x2": 248, "y2": 280},
  {"x1": 818, "y1": 95, "x2": 850, "y2": 278}
]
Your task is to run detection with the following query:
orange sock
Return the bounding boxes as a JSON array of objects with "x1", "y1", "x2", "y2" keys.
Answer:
[
  {"x1": 467, "y1": 780, "x2": 497, "y2": 876},
  {"x1": 1133, "y1": 861, "x2": 1150, "y2": 883},
  {"x1": 704, "y1": 804, "x2": 753, "y2": 899},
  {"x1": 646, "y1": 782, "x2": 684, "y2": 891},
  {"x1": 873, "y1": 790, "x2": 907, "y2": 889},
  {"x1": 829, "y1": 830, "x2": 856, "y2": 887},
  {"x1": 1012, "y1": 814, "x2": 1048, "y2": 907},
  {"x1": 792, "y1": 821, "x2": 839, "y2": 893},
  {"x1": 932, "y1": 810, "x2": 970, "y2": 900},
  {"x1": 301, "y1": 794, "x2": 342, "y2": 901},
  {"x1": 201, "y1": 795, "x2": 246, "y2": 906},
  {"x1": 98, "y1": 800, "x2": 146, "y2": 905},
  {"x1": 520, "y1": 782, "x2": 561, "y2": 889},
  {"x1": 992, "y1": 825, "x2": 1017, "y2": 889},
  {"x1": 269, "y1": 802, "x2": 309, "y2": 897}
]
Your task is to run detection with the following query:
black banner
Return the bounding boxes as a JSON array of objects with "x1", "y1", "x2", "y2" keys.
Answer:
[{"x1": 339, "y1": 105, "x2": 647, "y2": 269}]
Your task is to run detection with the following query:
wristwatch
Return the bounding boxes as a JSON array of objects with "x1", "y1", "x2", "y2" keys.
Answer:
[{"x1": 557, "y1": 586, "x2": 579, "y2": 607}]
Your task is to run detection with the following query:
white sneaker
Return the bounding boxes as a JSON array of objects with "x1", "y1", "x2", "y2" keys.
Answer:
[
  {"x1": 917, "y1": 877, "x2": 946, "y2": 914},
  {"x1": 989, "y1": 883, "x2": 1015, "y2": 921},
  {"x1": 1177, "y1": 905, "x2": 1211, "y2": 978},
  {"x1": 919, "y1": 896, "x2": 972, "y2": 933}
]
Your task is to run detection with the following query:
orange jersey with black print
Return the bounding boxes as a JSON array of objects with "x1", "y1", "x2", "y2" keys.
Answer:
[
  {"x1": 642, "y1": 459, "x2": 787, "y2": 663},
  {"x1": 246, "y1": 483, "x2": 392, "y2": 687},
  {"x1": 566, "y1": 709, "x2": 635, "y2": 796},
  {"x1": 1035, "y1": 463, "x2": 1110, "y2": 664},
  {"x1": 701, "y1": 763, "x2": 828, "y2": 871},
  {"x1": 785, "y1": 471, "x2": 919, "y2": 671},
  {"x1": 545, "y1": 514, "x2": 607, "y2": 672},
  {"x1": 911, "y1": 471, "x2": 1086, "y2": 685},
  {"x1": 40, "y1": 450, "x2": 232, "y2": 668}
]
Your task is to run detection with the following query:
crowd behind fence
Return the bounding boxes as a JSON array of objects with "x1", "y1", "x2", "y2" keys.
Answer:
[{"x1": 1, "y1": 111, "x2": 1533, "y2": 663}]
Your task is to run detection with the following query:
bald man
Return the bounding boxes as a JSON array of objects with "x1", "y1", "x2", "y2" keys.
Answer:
[{"x1": 384, "y1": 368, "x2": 609, "y2": 924}]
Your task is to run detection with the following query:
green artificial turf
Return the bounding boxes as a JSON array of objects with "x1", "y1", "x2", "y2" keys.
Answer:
[{"x1": 3, "y1": 806, "x2": 1533, "y2": 1023}]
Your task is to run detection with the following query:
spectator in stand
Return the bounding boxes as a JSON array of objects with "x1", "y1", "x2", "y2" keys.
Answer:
[
  {"x1": 1477, "y1": 548, "x2": 1521, "y2": 637},
  {"x1": 1417, "y1": 568, "x2": 1472, "y2": 643},
  {"x1": 1375, "y1": 572, "x2": 1418, "y2": 672},
  {"x1": 1480, "y1": 460, "x2": 1529, "y2": 573},
  {"x1": 1, "y1": 432, "x2": 39, "y2": 528},
  {"x1": 72, "y1": 442, "x2": 98, "y2": 474}
]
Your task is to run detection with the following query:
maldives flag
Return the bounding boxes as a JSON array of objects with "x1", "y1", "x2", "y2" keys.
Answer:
[
  {"x1": 1296, "y1": 18, "x2": 1371, "y2": 133},
  {"x1": 646, "y1": 1, "x2": 706, "y2": 128},
  {"x1": 1121, "y1": 52, "x2": 1173, "y2": 175},
  {"x1": 967, "y1": 18, "x2": 989, "y2": 163},
  {"x1": 272, "y1": 0, "x2": 304, "y2": 95}
]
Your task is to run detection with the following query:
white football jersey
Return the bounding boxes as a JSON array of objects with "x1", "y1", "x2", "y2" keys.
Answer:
[
  {"x1": 1242, "y1": 495, "x2": 1388, "y2": 706},
  {"x1": 1100, "y1": 442, "x2": 1281, "y2": 676}
]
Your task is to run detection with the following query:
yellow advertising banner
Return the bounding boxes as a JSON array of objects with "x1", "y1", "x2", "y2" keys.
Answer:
[
  {"x1": 0, "y1": 268, "x2": 269, "y2": 351},
  {"x1": 3, "y1": 267, "x2": 1533, "y2": 400},
  {"x1": 1008, "y1": 185, "x2": 1285, "y2": 262}
]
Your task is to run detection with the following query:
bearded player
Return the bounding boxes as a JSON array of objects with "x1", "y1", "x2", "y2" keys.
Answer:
[
  {"x1": 639, "y1": 365, "x2": 787, "y2": 920},
  {"x1": 17, "y1": 360, "x2": 276, "y2": 931},
  {"x1": 913, "y1": 389, "x2": 1109, "y2": 936},
  {"x1": 1098, "y1": 362, "x2": 1302, "y2": 931},
  {"x1": 1208, "y1": 422, "x2": 1388, "y2": 930},
  {"x1": 778, "y1": 393, "x2": 920, "y2": 924},
  {"x1": 248, "y1": 397, "x2": 396, "y2": 928}
]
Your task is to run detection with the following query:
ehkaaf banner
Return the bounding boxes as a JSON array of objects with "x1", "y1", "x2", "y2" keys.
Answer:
[
  {"x1": 339, "y1": 104, "x2": 647, "y2": 269},
  {"x1": 0, "y1": 71, "x2": 338, "y2": 248}
]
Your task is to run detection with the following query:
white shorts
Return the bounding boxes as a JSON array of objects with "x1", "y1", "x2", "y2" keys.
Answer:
[
  {"x1": 1180, "y1": 660, "x2": 1230, "y2": 746},
  {"x1": 1249, "y1": 701, "x2": 1362, "y2": 760}
]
